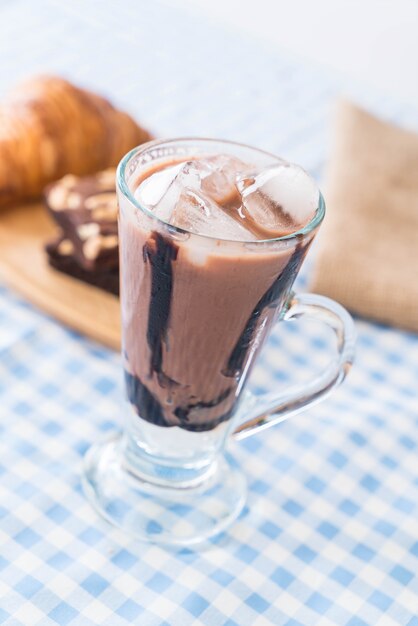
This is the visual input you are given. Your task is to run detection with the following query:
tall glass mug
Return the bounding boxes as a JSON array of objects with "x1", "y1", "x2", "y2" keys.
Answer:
[{"x1": 83, "y1": 139, "x2": 355, "y2": 546}]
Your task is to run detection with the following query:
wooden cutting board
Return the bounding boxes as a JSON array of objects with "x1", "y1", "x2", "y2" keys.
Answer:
[{"x1": 0, "y1": 202, "x2": 120, "y2": 350}]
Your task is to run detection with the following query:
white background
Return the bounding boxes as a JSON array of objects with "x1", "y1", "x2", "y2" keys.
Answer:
[{"x1": 166, "y1": 0, "x2": 418, "y2": 104}]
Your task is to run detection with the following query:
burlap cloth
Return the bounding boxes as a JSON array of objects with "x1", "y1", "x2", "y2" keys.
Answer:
[{"x1": 310, "y1": 100, "x2": 418, "y2": 332}]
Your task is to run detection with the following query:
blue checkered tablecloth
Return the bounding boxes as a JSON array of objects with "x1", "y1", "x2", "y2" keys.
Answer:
[{"x1": 1, "y1": 1, "x2": 418, "y2": 624}]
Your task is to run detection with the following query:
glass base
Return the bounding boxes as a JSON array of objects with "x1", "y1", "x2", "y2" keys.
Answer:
[{"x1": 82, "y1": 433, "x2": 247, "y2": 546}]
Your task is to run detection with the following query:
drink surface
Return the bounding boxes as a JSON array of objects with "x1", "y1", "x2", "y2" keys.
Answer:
[
  {"x1": 120, "y1": 154, "x2": 319, "y2": 432},
  {"x1": 134, "y1": 154, "x2": 318, "y2": 240}
]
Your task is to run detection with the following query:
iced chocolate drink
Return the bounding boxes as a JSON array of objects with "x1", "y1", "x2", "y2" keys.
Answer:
[
  {"x1": 119, "y1": 144, "x2": 320, "y2": 434},
  {"x1": 85, "y1": 139, "x2": 354, "y2": 545}
]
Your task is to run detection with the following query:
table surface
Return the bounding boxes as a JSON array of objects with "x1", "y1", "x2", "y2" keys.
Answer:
[{"x1": 1, "y1": 2, "x2": 418, "y2": 625}]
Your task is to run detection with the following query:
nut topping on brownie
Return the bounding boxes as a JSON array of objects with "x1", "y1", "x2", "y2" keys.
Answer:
[{"x1": 44, "y1": 168, "x2": 118, "y2": 271}]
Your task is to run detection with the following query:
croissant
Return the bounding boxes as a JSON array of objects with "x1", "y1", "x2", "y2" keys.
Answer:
[{"x1": 0, "y1": 75, "x2": 152, "y2": 207}]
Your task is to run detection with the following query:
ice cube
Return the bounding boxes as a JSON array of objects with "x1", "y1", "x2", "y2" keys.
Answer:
[
  {"x1": 139, "y1": 156, "x2": 254, "y2": 240},
  {"x1": 136, "y1": 160, "x2": 202, "y2": 223},
  {"x1": 198, "y1": 154, "x2": 250, "y2": 206},
  {"x1": 134, "y1": 161, "x2": 199, "y2": 217},
  {"x1": 152, "y1": 154, "x2": 249, "y2": 208},
  {"x1": 236, "y1": 163, "x2": 319, "y2": 238},
  {"x1": 170, "y1": 187, "x2": 254, "y2": 240}
]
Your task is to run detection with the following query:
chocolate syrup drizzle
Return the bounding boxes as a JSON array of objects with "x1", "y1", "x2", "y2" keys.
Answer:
[
  {"x1": 143, "y1": 232, "x2": 178, "y2": 384},
  {"x1": 223, "y1": 239, "x2": 309, "y2": 378},
  {"x1": 124, "y1": 370, "x2": 169, "y2": 427},
  {"x1": 125, "y1": 233, "x2": 311, "y2": 432},
  {"x1": 174, "y1": 386, "x2": 233, "y2": 423}
]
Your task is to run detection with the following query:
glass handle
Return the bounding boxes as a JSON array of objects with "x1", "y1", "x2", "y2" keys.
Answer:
[{"x1": 232, "y1": 293, "x2": 356, "y2": 440}]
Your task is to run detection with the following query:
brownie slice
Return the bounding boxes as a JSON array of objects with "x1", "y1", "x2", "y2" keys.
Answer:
[
  {"x1": 46, "y1": 237, "x2": 119, "y2": 296},
  {"x1": 44, "y1": 169, "x2": 119, "y2": 271}
]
